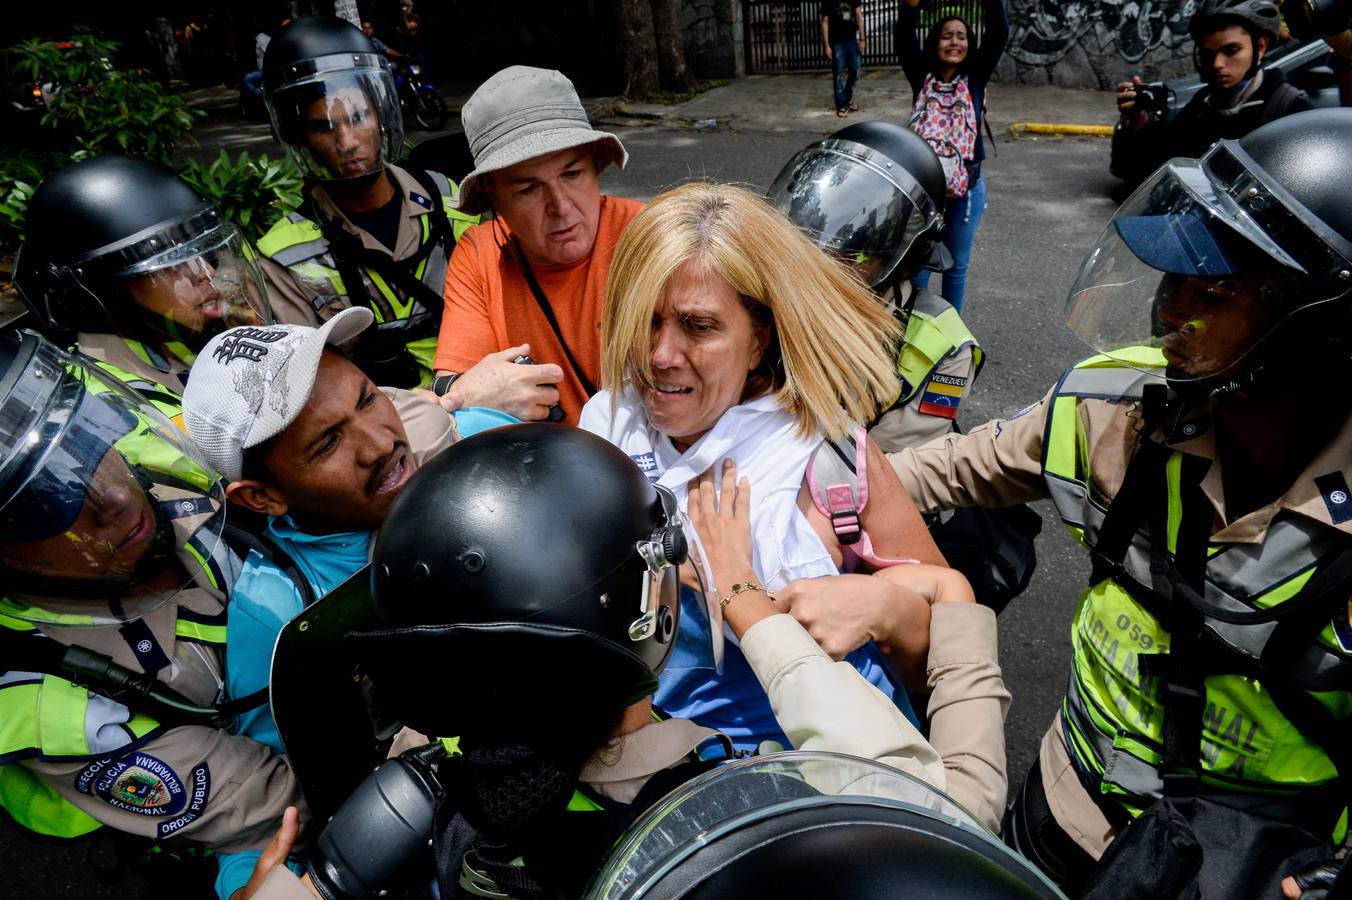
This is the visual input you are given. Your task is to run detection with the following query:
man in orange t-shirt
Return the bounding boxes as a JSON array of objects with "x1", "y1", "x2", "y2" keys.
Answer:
[{"x1": 430, "y1": 66, "x2": 641, "y2": 424}]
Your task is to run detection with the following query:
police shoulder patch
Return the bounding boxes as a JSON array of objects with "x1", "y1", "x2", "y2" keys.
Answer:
[{"x1": 77, "y1": 751, "x2": 187, "y2": 817}]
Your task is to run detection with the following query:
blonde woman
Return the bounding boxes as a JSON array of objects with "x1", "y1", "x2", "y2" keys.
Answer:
[{"x1": 580, "y1": 183, "x2": 1009, "y2": 827}]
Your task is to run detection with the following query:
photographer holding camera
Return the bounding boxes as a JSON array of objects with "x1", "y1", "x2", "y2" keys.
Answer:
[{"x1": 1112, "y1": 0, "x2": 1310, "y2": 185}]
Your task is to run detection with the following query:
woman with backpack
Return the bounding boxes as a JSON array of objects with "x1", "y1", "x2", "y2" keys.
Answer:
[{"x1": 898, "y1": 0, "x2": 1009, "y2": 313}]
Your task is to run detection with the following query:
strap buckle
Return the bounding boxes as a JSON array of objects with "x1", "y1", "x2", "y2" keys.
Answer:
[{"x1": 825, "y1": 484, "x2": 861, "y2": 545}]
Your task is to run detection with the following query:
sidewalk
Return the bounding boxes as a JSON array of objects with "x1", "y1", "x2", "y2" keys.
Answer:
[
  {"x1": 594, "y1": 69, "x2": 1116, "y2": 135},
  {"x1": 180, "y1": 70, "x2": 1116, "y2": 159}
]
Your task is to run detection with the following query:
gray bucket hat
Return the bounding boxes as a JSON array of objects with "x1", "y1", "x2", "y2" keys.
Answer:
[{"x1": 454, "y1": 66, "x2": 628, "y2": 215}]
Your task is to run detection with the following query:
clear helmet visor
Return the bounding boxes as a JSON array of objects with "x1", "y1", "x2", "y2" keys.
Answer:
[
  {"x1": 587, "y1": 752, "x2": 1062, "y2": 899},
  {"x1": 0, "y1": 340, "x2": 226, "y2": 623},
  {"x1": 1065, "y1": 152, "x2": 1352, "y2": 382},
  {"x1": 266, "y1": 57, "x2": 403, "y2": 181},
  {"x1": 114, "y1": 219, "x2": 271, "y2": 357},
  {"x1": 768, "y1": 141, "x2": 937, "y2": 290}
]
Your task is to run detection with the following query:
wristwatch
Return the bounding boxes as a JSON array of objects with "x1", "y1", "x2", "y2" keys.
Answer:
[{"x1": 430, "y1": 373, "x2": 460, "y2": 396}]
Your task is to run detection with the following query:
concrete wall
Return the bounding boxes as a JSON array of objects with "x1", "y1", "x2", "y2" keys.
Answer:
[
  {"x1": 683, "y1": 0, "x2": 746, "y2": 77},
  {"x1": 996, "y1": 0, "x2": 1197, "y2": 89}
]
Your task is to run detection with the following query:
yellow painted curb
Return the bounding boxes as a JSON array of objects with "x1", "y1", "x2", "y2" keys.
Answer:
[{"x1": 1008, "y1": 122, "x2": 1115, "y2": 137}]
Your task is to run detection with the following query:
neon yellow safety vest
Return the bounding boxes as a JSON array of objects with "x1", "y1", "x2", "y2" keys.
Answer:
[
  {"x1": 256, "y1": 169, "x2": 479, "y2": 384},
  {"x1": 0, "y1": 601, "x2": 229, "y2": 839},
  {"x1": 0, "y1": 375, "x2": 231, "y2": 839},
  {"x1": 1042, "y1": 351, "x2": 1352, "y2": 826},
  {"x1": 893, "y1": 289, "x2": 984, "y2": 407},
  {"x1": 88, "y1": 358, "x2": 188, "y2": 436}
]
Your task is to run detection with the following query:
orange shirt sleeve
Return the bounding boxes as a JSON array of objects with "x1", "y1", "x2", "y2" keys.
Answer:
[{"x1": 434, "y1": 224, "x2": 500, "y2": 373}]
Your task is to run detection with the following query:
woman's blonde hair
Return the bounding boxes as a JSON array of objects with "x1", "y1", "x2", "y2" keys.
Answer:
[{"x1": 601, "y1": 181, "x2": 902, "y2": 440}]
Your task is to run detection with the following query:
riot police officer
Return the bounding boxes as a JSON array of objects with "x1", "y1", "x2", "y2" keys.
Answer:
[
  {"x1": 769, "y1": 122, "x2": 1039, "y2": 614},
  {"x1": 13, "y1": 155, "x2": 272, "y2": 402},
  {"x1": 891, "y1": 109, "x2": 1352, "y2": 896},
  {"x1": 0, "y1": 329, "x2": 302, "y2": 894},
  {"x1": 256, "y1": 15, "x2": 479, "y2": 388},
  {"x1": 768, "y1": 121, "x2": 981, "y2": 453},
  {"x1": 245, "y1": 424, "x2": 1048, "y2": 899}
]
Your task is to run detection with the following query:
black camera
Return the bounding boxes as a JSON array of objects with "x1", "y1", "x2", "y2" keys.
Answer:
[
  {"x1": 513, "y1": 355, "x2": 567, "y2": 423},
  {"x1": 1132, "y1": 81, "x2": 1172, "y2": 117},
  {"x1": 1286, "y1": 0, "x2": 1352, "y2": 39}
]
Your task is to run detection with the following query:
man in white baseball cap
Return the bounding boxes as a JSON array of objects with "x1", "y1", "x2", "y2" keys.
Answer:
[
  {"x1": 429, "y1": 65, "x2": 641, "y2": 426},
  {"x1": 182, "y1": 306, "x2": 457, "y2": 735},
  {"x1": 182, "y1": 305, "x2": 472, "y2": 892}
]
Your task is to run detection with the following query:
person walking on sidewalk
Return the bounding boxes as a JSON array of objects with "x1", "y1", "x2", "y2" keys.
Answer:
[
  {"x1": 898, "y1": 0, "x2": 1009, "y2": 313},
  {"x1": 822, "y1": 0, "x2": 866, "y2": 117}
]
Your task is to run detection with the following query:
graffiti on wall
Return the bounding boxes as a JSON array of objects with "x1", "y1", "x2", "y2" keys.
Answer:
[{"x1": 1006, "y1": 0, "x2": 1196, "y2": 66}]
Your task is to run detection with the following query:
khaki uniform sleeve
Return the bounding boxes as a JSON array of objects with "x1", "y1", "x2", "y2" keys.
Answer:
[
  {"x1": 24, "y1": 724, "x2": 306, "y2": 853},
  {"x1": 889, "y1": 386, "x2": 1055, "y2": 514},
  {"x1": 254, "y1": 866, "x2": 318, "y2": 900},
  {"x1": 260, "y1": 257, "x2": 328, "y2": 327},
  {"x1": 869, "y1": 345, "x2": 978, "y2": 454},
  {"x1": 740, "y1": 614, "x2": 947, "y2": 790},
  {"x1": 383, "y1": 388, "x2": 457, "y2": 463},
  {"x1": 925, "y1": 602, "x2": 1010, "y2": 833}
]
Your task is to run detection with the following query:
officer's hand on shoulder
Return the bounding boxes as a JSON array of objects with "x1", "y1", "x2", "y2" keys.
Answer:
[{"x1": 445, "y1": 344, "x2": 564, "y2": 421}]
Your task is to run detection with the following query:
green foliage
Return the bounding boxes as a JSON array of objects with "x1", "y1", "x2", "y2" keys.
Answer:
[
  {"x1": 14, "y1": 27, "x2": 202, "y2": 165},
  {"x1": 0, "y1": 31, "x2": 303, "y2": 258},
  {"x1": 0, "y1": 149, "x2": 92, "y2": 251},
  {"x1": 178, "y1": 151, "x2": 305, "y2": 242}
]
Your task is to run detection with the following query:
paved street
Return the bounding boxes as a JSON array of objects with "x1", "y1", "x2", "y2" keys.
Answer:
[{"x1": 3, "y1": 71, "x2": 1124, "y2": 897}]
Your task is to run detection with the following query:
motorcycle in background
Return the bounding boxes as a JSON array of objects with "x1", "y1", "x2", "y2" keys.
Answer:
[{"x1": 394, "y1": 61, "x2": 447, "y2": 132}]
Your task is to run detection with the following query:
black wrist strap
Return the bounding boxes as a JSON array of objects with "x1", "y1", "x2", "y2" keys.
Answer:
[
  {"x1": 430, "y1": 373, "x2": 460, "y2": 396},
  {"x1": 514, "y1": 239, "x2": 599, "y2": 398}
]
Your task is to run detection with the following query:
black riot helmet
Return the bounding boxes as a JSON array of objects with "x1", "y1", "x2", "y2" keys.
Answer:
[
  {"x1": 353, "y1": 424, "x2": 686, "y2": 739},
  {"x1": 263, "y1": 16, "x2": 404, "y2": 181},
  {"x1": 13, "y1": 155, "x2": 271, "y2": 358},
  {"x1": 590, "y1": 753, "x2": 1065, "y2": 899},
  {"x1": 768, "y1": 120, "x2": 947, "y2": 292},
  {"x1": 1066, "y1": 108, "x2": 1352, "y2": 388}
]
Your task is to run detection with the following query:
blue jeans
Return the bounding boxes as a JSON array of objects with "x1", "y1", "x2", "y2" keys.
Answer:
[
  {"x1": 831, "y1": 39, "x2": 861, "y2": 111},
  {"x1": 913, "y1": 171, "x2": 987, "y2": 313}
]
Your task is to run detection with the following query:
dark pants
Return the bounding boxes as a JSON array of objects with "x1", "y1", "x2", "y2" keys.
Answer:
[
  {"x1": 1003, "y1": 759, "x2": 1099, "y2": 894},
  {"x1": 831, "y1": 39, "x2": 861, "y2": 110}
]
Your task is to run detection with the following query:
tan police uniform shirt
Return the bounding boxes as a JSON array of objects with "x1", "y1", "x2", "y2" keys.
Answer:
[
  {"x1": 18, "y1": 585, "x2": 307, "y2": 854},
  {"x1": 890, "y1": 383, "x2": 1352, "y2": 856},
  {"x1": 262, "y1": 166, "x2": 450, "y2": 327},
  {"x1": 869, "y1": 284, "x2": 979, "y2": 454},
  {"x1": 78, "y1": 330, "x2": 192, "y2": 396}
]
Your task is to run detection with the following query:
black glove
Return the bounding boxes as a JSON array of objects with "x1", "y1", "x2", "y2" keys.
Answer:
[{"x1": 1288, "y1": 855, "x2": 1346, "y2": 900}]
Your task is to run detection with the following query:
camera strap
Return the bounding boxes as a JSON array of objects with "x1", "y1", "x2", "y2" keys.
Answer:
[{"x1": 514, "y1": 238, "x2": 598, "y2": 398}]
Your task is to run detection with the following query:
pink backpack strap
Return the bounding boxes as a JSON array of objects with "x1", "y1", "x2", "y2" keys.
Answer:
[{"x1": 807, "y1": 428, "x2": 919, "y2": 572}]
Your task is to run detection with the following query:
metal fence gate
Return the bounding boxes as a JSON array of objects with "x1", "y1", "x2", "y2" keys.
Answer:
[{"x1": 743, "y1": 0, "x2": 990, "y2": 73}]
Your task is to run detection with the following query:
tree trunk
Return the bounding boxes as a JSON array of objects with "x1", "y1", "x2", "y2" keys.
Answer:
[
  {"x1": 650, "y1": 0, "x2": 696, "y2": 92},
  {"x1": 612, "y1": 0, "x2": 661, "y2": 98}
]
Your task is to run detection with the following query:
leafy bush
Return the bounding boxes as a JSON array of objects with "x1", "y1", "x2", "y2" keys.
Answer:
[
  {"x1": 179, "y1": 151, "x2": 305, "y2": 243},
  {"x1": 13, "y1": 28, "x2": 202, "y2": 165},
  {"x1": 0, "y1": 32, "x2": 303, "y2": 256}
]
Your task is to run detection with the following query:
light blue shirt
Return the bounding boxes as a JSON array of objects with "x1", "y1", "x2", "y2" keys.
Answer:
[{"x1": 655, "y1": 587, "x2": 919, "y2": 754}]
